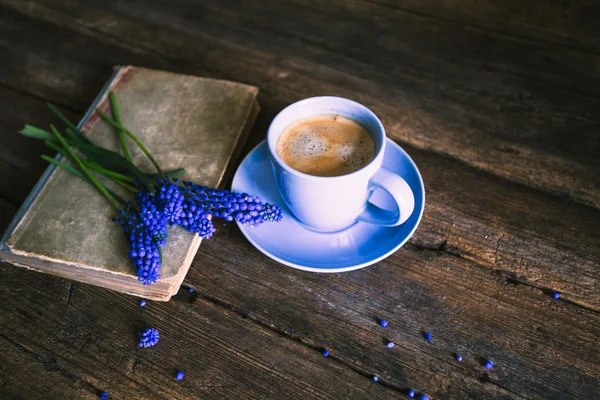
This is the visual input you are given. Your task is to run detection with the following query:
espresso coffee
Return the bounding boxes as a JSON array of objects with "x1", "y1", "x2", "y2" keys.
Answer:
[{"x1": 276, "y1": 114, "x2": 375, "y2": 177}]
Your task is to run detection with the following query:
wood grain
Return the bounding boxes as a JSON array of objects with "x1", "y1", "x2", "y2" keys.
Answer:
[
  {"x1": 364, "y1": 0, "x2": 600, "y2": 54},
  {"x1": 0, "y1": 264, "x2": 400, "y2": 400},
  {"x1": 2, "y1": 0, "x2": 597, "y2": 309},
  {"x1": 190, "y1": 223, "x2": 600, "y2": 399},
  {"x1": 0, "y1": 199, "x2": 16, "y2": 236},
  {"x1": 0, "y1": 0, "x2": 598, "y2": 399},
  {"x1": 2, "y1": 0, "x2": 599, "y2": 208}
]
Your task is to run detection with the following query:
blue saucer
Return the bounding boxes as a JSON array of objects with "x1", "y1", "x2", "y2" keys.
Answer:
[{"x1": 231, "y1": 139, "x2": 425, "y2": 272}]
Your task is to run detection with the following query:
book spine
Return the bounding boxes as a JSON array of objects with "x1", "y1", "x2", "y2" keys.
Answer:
[{"x1": 0, "y1": 66, "x2": 123, "y2": 251}]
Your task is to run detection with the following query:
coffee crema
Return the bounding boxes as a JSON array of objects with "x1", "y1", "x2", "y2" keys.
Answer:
[{"x1": 276, "y1": 114, "x2": 375, "y2": 177}]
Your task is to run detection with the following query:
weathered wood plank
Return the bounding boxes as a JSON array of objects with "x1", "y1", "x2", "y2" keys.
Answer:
[
  {"x1": 2, "y1": 0, "x2": 599, "y2": 209},
  {"x1": 0, "y1": 3, "x2": 598, "y2": 400},
  {"x1": 409, "y1": 148, "x2": 600, "y2": 309},
  {"x1": 0, "y1": 264, "x2": 399, "y2": 400},
  {"x1": 189, "y1": 222, "x2": 600, "y2": 400},
  {"x1": 0, "y1": 198, "x2": 17, "y2": 235},
  {"x1": 0, "y1": 1, "x2": 597, "y2": 307},
  {"x1": 0, "y1": 6, "x2": 167, "y2": 109},
  {"x1": 239, "y1": 103, "x2": 600, "y2": 312},
  {"x1": 189, "y1": 0, "x2": 600, "y2": 96},
  {"x1": 242, "y1": 98, "x2": 600, "y2": 310},
  {"x1": 151, "y1": 0, "x2": 600, "y2": 205},
  {"x1": 364, "y1": 0, "x2": 600, "y2": 54},
  {"x1": 0, "y1": 335, "x2": 92, "y2": 399}
]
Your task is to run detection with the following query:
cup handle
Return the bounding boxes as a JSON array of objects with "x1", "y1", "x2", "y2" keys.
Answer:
[{"x1": 356, "y1": 167, "x2": 415, "y2": 226}]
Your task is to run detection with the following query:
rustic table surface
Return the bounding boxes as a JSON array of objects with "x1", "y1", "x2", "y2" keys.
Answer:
[{"x1": 1, "y1": 1, "x2": 599, "y2": 399}]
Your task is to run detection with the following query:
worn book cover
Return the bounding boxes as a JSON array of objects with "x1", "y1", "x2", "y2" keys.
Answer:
[{"x1": 0, "y1": 65, "x2": 259, "y2": 301}]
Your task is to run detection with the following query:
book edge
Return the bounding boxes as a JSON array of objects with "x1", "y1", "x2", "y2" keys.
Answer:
[
  {"x1": 164, "y1": 232, "x2": 203, "y2": 300},
  {"x1": 123, "y1": 65, "x2": 260, "y2": 95},
  {"x1": 216, "y1": 99, "x2": 260, "y2": 189},
  {"x1": 4, "y1": 258, "x2": 172, "y2": 301}
]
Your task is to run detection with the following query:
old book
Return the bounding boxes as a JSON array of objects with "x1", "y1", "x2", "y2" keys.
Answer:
[{"x1": 0, "y1": 65, "x2": 259, "y2": 301}]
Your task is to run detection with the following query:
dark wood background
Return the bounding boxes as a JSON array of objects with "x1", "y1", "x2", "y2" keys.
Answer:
[{"x1": 0, "y1": 1, "x2": 598, "y2": 399}]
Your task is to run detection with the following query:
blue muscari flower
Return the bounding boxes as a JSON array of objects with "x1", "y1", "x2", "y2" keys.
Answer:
[
  {"x1": 138, "y1": 327, "x2": 160, "y2": 348},
  {"x1": 135, "y1": 190, "x2": 167, "y2": 245},
  {"x1": 181, "y1": 183, "x2": 282, "y2": 227},
  {"x1": 155, "y1": 179, "x2": 185, "y2": 223},
  {"x1": 485, "y1": 360, "x2": 494, "y2": 369},
  {"x1": 116, "y1": 179, "x2": 282, "y2": 285},
  {"x1": 99, "y1": 392, "x2": 109, "y2": 399},
  {"x1": 175, "y1": 371, "x2": 185, "y2": 381},
  {"x1": 407, "y1": 389, "x2": 415, "y2": 398},
  {"x1": 176, "y1": 199, "x2": 216, "y2": 239},
  {"x1": 134, "y1": 178, "x2": 186, "y2": 245},
  {"x1": 117, "y1": 211, "x2": 162, "y2": 285}
]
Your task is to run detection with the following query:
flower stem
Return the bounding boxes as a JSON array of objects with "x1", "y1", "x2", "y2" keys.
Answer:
[
  {"x1": 41, "y1": 155, "x2": 131, "y2": 205},
  {"x1": 41, "y1": 155, "x2": 86, "y2": 180},
  {"x1": 96, "y1": 109, "x2": 163, "y2": 177},
  {"x1": 50, "y1": 124, "x2": 123, "y2": 211},
  {"x1": 44, "y1": 141, "x2": 137, "y2": 193},
  {"x1": 44, "y1": 140, "x2": 71, "y2": 159},
  {"x1": 108, "y1": 92, "x2": 133, "y2": 162},
  {"x1": 21, "y1": 122, "x2": 155, "y2": 194},
  {"x1": 147, "y1": 168, "x2": 186, "y2": 179},
  {"x1": 155, "y1": 241, "x2": 162, "y2": 264},
  {"x1": 102, "y1": 174, "x2": 138, "y2": 193},
  {"x1": 47, "y1": 103, "x2": 93, "y2": 146},
  {"x1": 85, "y1": 161, "x2": 135, "y2": 183}
]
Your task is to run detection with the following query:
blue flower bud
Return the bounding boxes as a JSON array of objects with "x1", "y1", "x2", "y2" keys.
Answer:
[{"x1": 138, "y1": 327, "x2": 160, "y2": 347}]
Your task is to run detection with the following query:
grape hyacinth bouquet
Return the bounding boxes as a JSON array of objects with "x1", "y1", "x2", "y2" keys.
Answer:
[{"x1": 20, "y1": 93, "x2": 282, "y2": 286}]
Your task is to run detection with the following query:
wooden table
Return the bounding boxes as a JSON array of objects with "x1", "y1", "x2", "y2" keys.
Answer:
[{"x1": 1, "y1": 1, "x2": 598, "y2": 399}]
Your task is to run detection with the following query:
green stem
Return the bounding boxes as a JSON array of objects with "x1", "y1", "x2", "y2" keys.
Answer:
[
  {"x1": 44, "y1": 140, "x2": 69, "y2": 158},
  {"x1": 96, "y1": 109, "x2": 163, "y2": 177},
  {"x1": 147, "y1": 168, "x2": 186, "y2": 179},
  {"x1": 42, "y1": 155, "x2": 86, "y2": 179},
  {"x1": 50, "y1": 124, "x2": 122, "y2": 211},
  {"x1": 86, "y1": 161, "x2": 135, "y2": 183},
  {"x1": 42, "y1": 134, "x2": 154, "y2": 194},
  {"x1": 47, "y1": 104, "x2": 93, "y2": 146},
  {"x1": 105, "y1": 175, "x2": 138, "y2": 193},
  {"x1": 155, "y1": 242, "x2": 162, "y2": 264},
  {"x1": 108, "y1": 92, "x2": 133, "y2": 162},
  {"x1": 45, "y1": 142, "x2": 137, "y2": 192},
  {"x1": 22, "y1": 124, "x2": 156, "y2": 193},
  {"x1": 41, "y1": 156, "x2": 131, "y2": 204}
]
